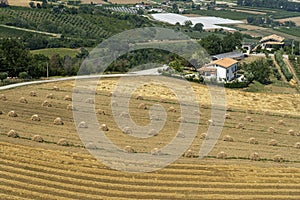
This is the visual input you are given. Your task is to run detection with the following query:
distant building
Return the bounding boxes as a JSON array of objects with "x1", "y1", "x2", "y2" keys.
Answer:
[
  {"x1": 211, "y1": 51, "x2": 244, "y2": 61},
  {"x1": 199, "y1": 58, "x2": 238, "y2": 82},
  {"x1": 242, "y1": 43, "x2": 255, "y2": 54},
  {"x1": 259, "y1": 34, "x2": 285, "y2": 51}
]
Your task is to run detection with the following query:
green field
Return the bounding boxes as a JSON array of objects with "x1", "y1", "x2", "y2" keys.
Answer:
[{"x1": 31, "y1": 48, "x2": 81, "y2": 58}]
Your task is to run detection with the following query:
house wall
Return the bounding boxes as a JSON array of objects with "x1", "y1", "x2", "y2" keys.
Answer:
[{"x1": 215, "y1": 63, "x2": 238, "y2": 82}]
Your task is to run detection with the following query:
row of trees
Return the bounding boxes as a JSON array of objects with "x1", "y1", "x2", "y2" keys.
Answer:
[
  {"x1": 0, "y1": 39, "x2": 89, "y2": 79},
  {"x1": 199, "y1": 32, "x2": 243, "y2": 55},
  {"x1": 237, "y1": 0, "x2": 299, "y2": 12},
  {"x1": 274, "y1": 51, "x2": 293, "y2": 81},
  {"x1": 247, "y1": 16, "x2": 296, "y2": 28}
]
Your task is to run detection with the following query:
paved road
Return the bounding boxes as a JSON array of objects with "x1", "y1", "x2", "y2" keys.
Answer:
[{"x1": 0, "y1": 67, "x2": 164, "y2": 91}]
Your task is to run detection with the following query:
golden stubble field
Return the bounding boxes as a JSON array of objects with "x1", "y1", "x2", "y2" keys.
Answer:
[
  {"x1": 0, "y1": 77, "x2": 300, "y2": 199},
  {"x1": 7, "y1": 0, "x2": 32, "y2": 7}
]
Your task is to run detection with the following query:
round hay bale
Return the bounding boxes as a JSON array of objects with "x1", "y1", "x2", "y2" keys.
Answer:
[
  {"x1": 224, "y1": 114, "x2": 231, "y2": 119},
  {"x1": 138, "y1": 103, "x2": 147, "y2": 110},
  {"x1": 19, "y1": 97, "x2": 28, "y2": 104},
  {"x1": 246, "y1": 109, "x2": 254, "y2": 114},
  {"x1": 273, "y1": 154, "x2": 284, "y2": 162},
  {"x1": 124, "y1": 146, "x2": 135, "y2": 153},
  {"x1": 122, "y1": 126, "x2": 132, "y2": 135},
  {"x1": 278, "y1": 120, "x2": 285, "y2": 126},
  {"x1": 54, "y1": 117, "x2": 64, "y2": 125},
  {"x1": 288, "y1": 129, "x2": 296, "y2": 136},
  {"x1": 207, "y1": 119, "x2": 215, "y2": 126},
  {"x1": 32, "y1": 135, "x2": 43, "y2": 143},
  {"x1": 193, "y1": 110, "x2": 201, "y2": 115},
  {"x1": 29, "y1": 91, "x2": 37, "y2": 97},
  {"x1": 78, "y1": 121, "x2": 88, "y2": 128},
  {"x1": 245, "y1": 116, "x2": 254, "y2": 122},
  {"x1": 85, "y1": 98, "x2": 94, "y2": 104},
  {"x1": 110, "y1": 100, "x2": 118, "y2": 107},
  {"x1": 108, "y1": 92, "x2": 114, "y2": 97},
  {"x1": 63, "y1": 95, "x2": 72, "y2": 101},
  {"x1": 31, "y1": 114, "x2": 41, "y2": 121},
  {"x1": 160, "y1": 98, "x2": 167, "y2": 103},
  {"x1": 86, "y1": 142, "x2": 97, "y2": 149},
  {"x1": 267, "y1": 127, "x2": 276, "y2": 133},
  {"x1": 294, "y1": 142, "x2": 300, "y2": 149},
  {"x1": 250, "y1": 152, "x2": 260, "y2": 161},
  {"x1": 57, "y1": 138, "x2": 69, "y2": 146},
  {"x1": 176, "y1": 117, "x2": 186, "y2": 123},
  {"x1": 226, "y1": 107, "x2": 232, "y2": 112},
  {"x1": 268, "y1": 139, "x2": 278, "y2": 146},
  {"x1": 235, "y1": 123, "x2": 244, "y2": 129},
  {"x1": 0, "y1": 110, "x2": 3, "y2": 115},
  {"x1": 46, "y1": 93, "x2": 54, "y2": 99},
  {"x1": 100, "y1": 124, "x2": 109, "y2": 131},
  {"x1": 222, "y1": 135, "x2": 234, "y2": 142},
  {"x1": 200, "y1": 133, "x2": 207, "y2": 139},
  {"x1": 67, "y1": 104, "x2": 76, "y2": 111},
  {"x1": 148, "y1": 129, "x2": 158, "y2": 136},
  {"x1": 53, "y1": 86, "x2": 60, "y2": 91},
  {"x1": 120, "y1": 112, "x2": 130, "y2": 118},
  {"x1": 0, "y1": 94, "x2": 7, "y2": 101},
  {"x1": 96, "y1": 109, "x2": 105, "y2": 115},
  {"x1": 177, "y1": 131, "x2": 185, "y2": 138},
  {"x1": 7, "y1": 130, "x2": 19, "y2": 138},
  {"x1": 42, "y1": 100, "x2": 52, "y2": 107},
  {"x1": 167, "y1": 106, "x2": 176, "y2": 112},
  {"x1": 151, "y1": 148, "x2": 161, "y2": 155},
  {"x1": 217, "y1": 151, "x2": 227, "y2": 159},
  {"x1": 248, "y1": 137, "x2": 258, "y2": 144},
  {"x1": 8, "y1": 111, "x2": 17, "y2": 117},
  {"x1": 184, "y1": 149, "x2": 195, "y2": 158},
  {"x1": 200, "y1": 104, "x2": 208, "y2": 109},
  {"x1": 136, "y1": 95, "x2": 143, "y2": 100}
]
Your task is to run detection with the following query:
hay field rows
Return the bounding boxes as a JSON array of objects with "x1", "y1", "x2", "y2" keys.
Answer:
[{"x1": 0, "y1": 78, "x2": 300, "y2": 199}]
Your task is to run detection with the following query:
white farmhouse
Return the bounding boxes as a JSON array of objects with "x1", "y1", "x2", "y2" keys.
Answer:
[{"x1": 199, "y1": 58, "x2": 238, "y2": 82}]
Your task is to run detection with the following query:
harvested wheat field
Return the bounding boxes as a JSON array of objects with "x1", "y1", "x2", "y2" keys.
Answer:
[
  {"x1": 276, "y1": 17, "x2": 300, "y2": 26},
  {"x1": 0, "y1": 77, "x2": 300, "y2": 199},
  {"x1": 7, "y1": 0, "x2": 32, "y2": 7}
]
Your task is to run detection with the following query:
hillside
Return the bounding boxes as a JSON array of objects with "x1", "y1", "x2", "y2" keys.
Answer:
[{"x1": 0, "y1": 78, "x2": 299, "y2": 199}]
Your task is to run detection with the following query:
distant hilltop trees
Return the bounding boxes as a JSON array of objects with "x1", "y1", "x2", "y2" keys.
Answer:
[{"x1": 237, "y1": 0, "x2": 299, "y2": 12}]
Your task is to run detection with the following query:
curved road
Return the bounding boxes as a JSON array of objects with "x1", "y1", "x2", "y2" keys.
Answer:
[{"x1": 0, "y1": 67, "x2": 163, "y2": 91}]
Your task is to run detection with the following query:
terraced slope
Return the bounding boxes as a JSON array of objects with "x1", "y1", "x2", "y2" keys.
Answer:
[{"x1": 0, "y1": 78, "x2": 300, "y2": 199}]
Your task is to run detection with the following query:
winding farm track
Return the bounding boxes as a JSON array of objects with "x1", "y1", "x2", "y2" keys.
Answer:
[{"x1": 0, "y1": 71, "x2": 300, "y2": 199}]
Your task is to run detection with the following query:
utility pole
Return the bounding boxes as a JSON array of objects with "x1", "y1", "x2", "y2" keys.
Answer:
[
  {"x1": 292, "y1": 40, "x2": 294, "y2": 55},
  {"x1": 46, "y1": 62, "x2": 49, "y2": 79}
]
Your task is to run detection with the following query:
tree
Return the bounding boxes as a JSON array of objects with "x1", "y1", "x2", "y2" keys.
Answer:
[
  {"x1": 184, "y1": 20, "x2": 193, "y2": 28},
  {"x1": 137, "y1": 9, "x2": 144, "y2": 15},
  {"x1": 29, "y1": 1, "x2": 35, "y2": 8},
  {"x1": 37, "y1": 3, "x2": 42, "y2": 8},
  {"x1": 76, "y1": 47, "x2": 89, "y2": 59},
  {"x1": 169, "y1": 59, "x2": 183, "y2": 72},
  {"x1": 19, "y1": 72, "x2": 29, "y2": 80},
  {"x1": 42, "y1": 0, "x2": 48, "y2": 8},
  {"x1": 193, "y1": 23, "x2": 204, "y2": 32},
  {"x1": 172, "y1": 3, "x2": 179, "y2": 13},
  {"x1": 0, "y1": 72, "x2": 8, "y2": 82},
  {"x1": 243, "y1": 58, "x2": 271, "y2": 84},
  {"x1": 0, "y1": 38, "x2": 32, "y2": 77},
  {"x1": 27, "y1": 54, "x2": 48, "y2": 78},
  {"x1": 49, "y1": 54, "x2": 63, "y2": 76},
  {"x1": 199, "y1": 34, "x2": 223, "y2": 55}
]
